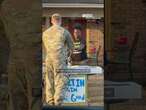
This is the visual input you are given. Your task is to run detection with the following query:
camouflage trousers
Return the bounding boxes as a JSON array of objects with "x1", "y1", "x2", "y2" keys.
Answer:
[{"x1": 44, "y1": 60, "x2": 69, "y2": 106}]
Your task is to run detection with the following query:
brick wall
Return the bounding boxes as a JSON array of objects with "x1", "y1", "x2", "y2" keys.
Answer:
[
  {"x1": 87, "y1": 74, "x2": 104, "y2": 106},
  {"x1": 106, "y1": 0, "x2": 146, "y2": 83},
  {"x1": 105, "y1": 0, "x2": 146, "y2": 110}
]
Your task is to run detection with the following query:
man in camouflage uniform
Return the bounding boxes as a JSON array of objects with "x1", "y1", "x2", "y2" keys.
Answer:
[
  {"x1": 0, "y1": 0, "x2": 42, "y2": 110},
  {"x1": 43, "y1": 13, "x2": 73, "y2": 105}
]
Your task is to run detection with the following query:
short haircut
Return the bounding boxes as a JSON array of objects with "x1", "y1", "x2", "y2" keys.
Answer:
[
  {"x1": 51, "y1": 13, "x2": 61, "y2": 21},
  {"x1": 73, "y1": 23, "x2": 82, "y2": 30}
]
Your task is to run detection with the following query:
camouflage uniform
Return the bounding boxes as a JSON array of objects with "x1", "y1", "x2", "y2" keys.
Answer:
[
  {"x1": 1, "y1": 0, "x2": 42, "y2": 110},
  {"x1": 43, "y1": 25, "x2": 73, "y2": 105}
]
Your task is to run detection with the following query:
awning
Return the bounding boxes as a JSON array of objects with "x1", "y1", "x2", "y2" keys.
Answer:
[
  {"x1": 42, "y1": 0, "x2": 104, "y2": 8},
  {"x1": 42, "y1": 3, "x2": 104, "y2": 8}
]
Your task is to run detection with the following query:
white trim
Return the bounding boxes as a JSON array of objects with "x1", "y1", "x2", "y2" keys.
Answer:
[
  {"x1": 65, "y1": 66, "x2": 104, "y2": 74},
  {"x1": 42, "y1": 3, "x2": 104, "y2": 8}
]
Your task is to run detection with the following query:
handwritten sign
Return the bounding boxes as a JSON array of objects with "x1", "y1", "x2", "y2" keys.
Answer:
[{"x1": 63, "y1": 75, "x2": 87, "y2": 103}]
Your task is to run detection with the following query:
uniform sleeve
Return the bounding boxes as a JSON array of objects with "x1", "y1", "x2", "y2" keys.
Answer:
[
  {"x1": 42, "y1": 31, "x2": 48, "y2": 52},
  {"x1": 64, "y1": 30, "x2": 74, "y2": 50}
]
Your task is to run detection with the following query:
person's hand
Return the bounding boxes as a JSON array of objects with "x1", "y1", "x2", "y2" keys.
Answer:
[
  {"x1": 67, "y1": 56, "x2": 72, "y2": 66},
  {"x1": 80, "y1": 43, "x2": 85, "y2": 50}
]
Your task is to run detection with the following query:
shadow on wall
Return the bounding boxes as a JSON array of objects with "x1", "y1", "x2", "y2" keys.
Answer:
[
  {"x1": 0, "y1": 0, "x2": 4, "y2": 5},
  {"x1": 0, "y1": 18, "x2": 10, "y2": 84}
]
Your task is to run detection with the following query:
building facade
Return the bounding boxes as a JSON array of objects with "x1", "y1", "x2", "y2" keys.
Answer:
[{"x1": 42, "y1": 0, "x2": 104, "y2": 106}]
